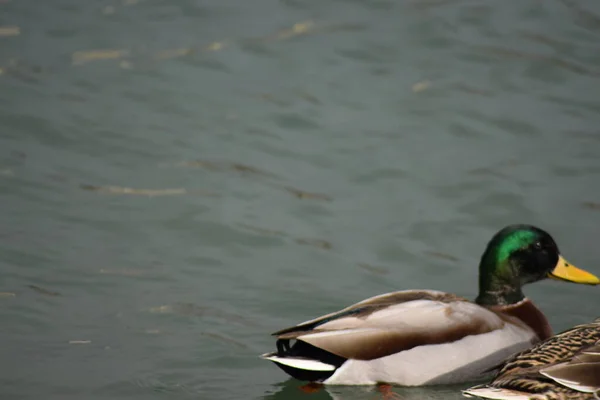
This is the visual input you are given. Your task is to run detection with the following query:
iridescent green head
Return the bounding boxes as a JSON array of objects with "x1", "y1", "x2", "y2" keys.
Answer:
[{"x1": 475, "y1": 224, "x2": 599, "y2": 306}]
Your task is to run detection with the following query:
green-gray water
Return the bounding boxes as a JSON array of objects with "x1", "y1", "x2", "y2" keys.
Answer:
[{"x1": 1, "y1": 1, "x2": 600, "y2": 399}]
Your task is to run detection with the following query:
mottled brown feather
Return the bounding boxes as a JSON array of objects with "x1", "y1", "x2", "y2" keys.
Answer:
[
  {"x1": 495, "y1": 318, "x2": 600, "y2": 377},
  {"x1": 465, "y1": 317, "x2": 600, "y2": 400}
]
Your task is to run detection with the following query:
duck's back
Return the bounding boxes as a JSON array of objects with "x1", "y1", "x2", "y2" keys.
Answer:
[{"x1": 262, "y1": 289, "x2": 539, "y2": 385}]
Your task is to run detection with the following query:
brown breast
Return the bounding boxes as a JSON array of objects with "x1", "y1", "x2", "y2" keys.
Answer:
[{"x1": 489, "y1": 298, "x2": 553, "y2": 341}]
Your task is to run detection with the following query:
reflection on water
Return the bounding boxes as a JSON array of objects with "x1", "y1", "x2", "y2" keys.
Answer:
[{"x1": 262, "y1": 379, "x2": 481, "y2": 400}]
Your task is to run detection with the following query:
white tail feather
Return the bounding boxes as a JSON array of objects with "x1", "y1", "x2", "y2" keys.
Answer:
[{"x1": 261, "y1": 355, "x2": 336, "y2": 371}]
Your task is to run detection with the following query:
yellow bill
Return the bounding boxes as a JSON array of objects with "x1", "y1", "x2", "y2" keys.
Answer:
[{"x1": 549, "y1": 255, "x2": 600, "y2": 285}]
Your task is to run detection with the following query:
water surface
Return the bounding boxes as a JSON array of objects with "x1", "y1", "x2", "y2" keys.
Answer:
[{"x1": 1, "y1": 1, "x2": 600, "y2": 399}]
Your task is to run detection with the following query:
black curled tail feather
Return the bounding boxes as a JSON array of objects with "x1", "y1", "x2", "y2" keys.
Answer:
[
  {"x1": 276, "y1": 339, "x2": 291, "y2": 355},
  {"x1": 268, "y1": 339, "x2": 347, "y2": 382}
]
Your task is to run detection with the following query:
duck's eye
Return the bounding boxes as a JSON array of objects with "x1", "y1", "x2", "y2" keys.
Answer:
[{"x1": 533, "y1": 241, "x2": 543, "y2": 250}]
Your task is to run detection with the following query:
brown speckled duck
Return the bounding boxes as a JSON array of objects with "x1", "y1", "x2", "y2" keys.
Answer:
[
  {"x1": 463, "y1": 317, "x2": 600, "y2": 400},
  {"x1": 261, "y1": 225, "x2": 600, "y2": 386}
]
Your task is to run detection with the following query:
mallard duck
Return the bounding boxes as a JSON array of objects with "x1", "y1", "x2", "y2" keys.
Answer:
[
  {"x1": 260, "y1": 224, "x2": 600, "y2": 386},
  {"x1": 463, "y1": 317, "x2": 600, "y2": 400}
]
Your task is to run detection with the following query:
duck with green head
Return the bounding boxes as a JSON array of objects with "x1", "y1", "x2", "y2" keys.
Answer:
[{"x1": 261, "y1": 225, "x2": 599, "y2": 386}]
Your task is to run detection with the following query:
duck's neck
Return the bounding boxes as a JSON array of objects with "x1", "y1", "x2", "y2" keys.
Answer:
[
  {"x1": 476, "y1": 257, "x2": 525, "y2": 306},
  {"x1": 475, "y1": 285, "x2": 525, "y2": 306},
  {"x1": 475, "y1": 257, "x2": 552, "y2": 341}
]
